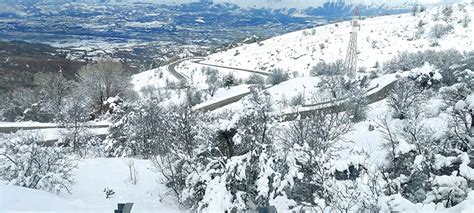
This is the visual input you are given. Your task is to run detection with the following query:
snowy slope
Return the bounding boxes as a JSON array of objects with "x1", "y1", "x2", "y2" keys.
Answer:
[
  {"x1": 131, "y1": 66, "x2": 177, "y2": 93},
  {"x1": 0, "y1": 158, "x2": 181, "y2": 212},
  {"x1": 205, "y1": 3, "x2": 473, "y2": 76}
]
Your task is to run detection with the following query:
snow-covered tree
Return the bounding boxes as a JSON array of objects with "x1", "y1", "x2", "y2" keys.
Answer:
[
  {"x1": 76, "y1": 60, "x2": 133, "y2": 114},
  {"x1": 346, "y1": 86, "x2": 369, "y2": 122},
  {"x1": 203, "y1": 67, "x2": 221, "y2": 97},
  {"x1": 280, "y1": 104, "x2": 354, "y2": 209},
  {"x1": 59, "y1": 94, "x2": 102, "y2": 158},
  {"x1": 106, "y1": 98, "x2": 169, "y2": 158},
  {"x1": 153, "y1": 104, "x2": 203, "y2": 200},
  {"x1": 430, "y1": 24, "x2": 453, "y2": 39},
  {"x1": 0, "y1": 131, "x2": 77, "y2": 194},
  {"x1": 178, "y1": 85, "x2": 279, "y2": 211},
  {"x1": 387, "y1": 78, "x2": 426, "y2": 119},
  {"x1": 0, "y1": 88, "x2": 38, "y2": 121},
  {"x1": 33, "y1": 71, "x2": 74, "y2": 120},
  {"x1": 318, "y1": 75, "x2": 346, "y2": 99}
]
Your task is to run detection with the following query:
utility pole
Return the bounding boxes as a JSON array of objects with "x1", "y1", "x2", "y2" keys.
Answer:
[{"x1": 344, "y1": 7, "x2": 361, "y2": 78}]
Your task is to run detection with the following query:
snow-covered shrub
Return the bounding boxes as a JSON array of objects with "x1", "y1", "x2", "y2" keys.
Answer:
[
  {"x1": 384, "y1": 51, "x2": 414, "y2": 72},
  {"x1": 429, "y1": 50, "x2": 464, "y2": 85},
  {"x1": 378, "y1": 84, "x2": 473, "y2": 208},
  {"x1": 383, "y1": 50, "x2": 463, "y2": 85},
  {"x1": 267, "y1": 68, "x2": 289, "y2": 85},
  {"x1": 408, "y1": 63, "x2": 442, "y2": 88},
  {"x1": 425, "y1": 175, "x2": 469, "y2": 207},
  {"x1": 441, "y1": 5, "x2": 453, "y2": 21},
  {"x1": 317, "y1": 75, "x2": 347, "y2": 100},
  {"x1": 461, "y1": 14, "x2": 471, "y2": 28},
  {"x1": 139, "y1": 85, "x2": 170, "y2": 101},
  {"x1": 223, "y1": 73, "x2": 237, "y2": 88},
  {"x1": 329, "y1": 153, "x2": 384, "y2": 212},
  {"x1": 430, "y1": 23, "x2": 453, "y2": 39},
  {"x1": 439, "y1": 68, "x2": 473, "y2": 151},
  {"x1": 310, "y1": 59, "x2": 345, "y2": 76},
  {"x1": 246, "y1": 73, "x2": 266, "y2": 85},
  {"x1": 185, "y1": 87, "x2": 203, "y2": 106},
  {"x1": 387, "y1": 78, "x2": 426, "y2": 119},
  {"x1": 235, "y1": 86, "x2": 275, "y2": 150},
  {"x1": 267, "y1": 108, "x2": 381, "y2": 212},
  {"x1": 153, "y1": 105, "x2": 204, "y2": 200},
  {"x1": 290, "y1": 92, "x2": 305, "y2": 106},
  {"x1": 0, "y1": 131, "x2": 77, "y2": 194}
]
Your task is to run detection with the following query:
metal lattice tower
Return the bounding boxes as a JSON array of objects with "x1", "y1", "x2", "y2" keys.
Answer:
[{"x1": 344, "y1": 7, "x2": 361, "y2": 78}]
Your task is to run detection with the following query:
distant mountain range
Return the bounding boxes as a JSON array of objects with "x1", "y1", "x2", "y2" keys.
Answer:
[
  {"x1": 0, "y1": 0, "x2": 413, "y2": 91},
  {"x1": 0, "y1": 0, "x2": 462, "y2": 8}
]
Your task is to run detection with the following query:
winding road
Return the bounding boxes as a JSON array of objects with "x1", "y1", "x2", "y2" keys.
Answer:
[
  {"x1": 191, "y1": 58, "x2": 271, "y2": 76},
  {"x1": 167, "y1": 57, "x2": 270, "y2": 111},
  {"x1": 0, "y1": 124, "x2": 109, "y2": 134},
  {"x1": 0, "y1": 58, "x2": 398, "y2": 144},
  {"x1": 170, "y1": 58, "x2": 397, "y2": 114},
  {"x1": 166, "y1": 58, "x2": 192, "y2": 81},
  {"x1": 281, "y1": 80, "x2": 398, "y2": 121}
]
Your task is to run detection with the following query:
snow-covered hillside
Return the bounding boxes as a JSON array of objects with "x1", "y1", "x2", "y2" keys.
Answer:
[
  {"x1": 0, "y1": 158, "x2": 180, "y2": 212},
  {"x1": 2, "y1": 3, "x2": 473, "y2": 213},
  {"x1": 205, "y1": 3, "x2": 473, "y2": 75}
]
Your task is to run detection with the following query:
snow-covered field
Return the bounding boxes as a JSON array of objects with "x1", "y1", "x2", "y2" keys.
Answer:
[
  {"x1": 0, "y1": 158, "x2": 181, "y2": 212},
  {"x1": 131, "y1": 66, "x2": 177, "y2": 93},
  {"x1": 0, "y1": 121, "x2": 110, "y2": 142}
]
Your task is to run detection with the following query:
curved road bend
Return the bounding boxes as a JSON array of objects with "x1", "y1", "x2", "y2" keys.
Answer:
[
  {"x1": 190, "y1": 58, "x2": 271, "y2": 76},
  {"x1": 166, "y1": 58, "x2": 193, "y2": 81},
  {"x1": 168, "y1": 57, "x2": 270, "y2": 112},
  {"x1": 1, "y1": 58, "x2": 398, "y2": 143},
  {"x1": 281, "y1": 80, "x2": 398, "y2": 122}
]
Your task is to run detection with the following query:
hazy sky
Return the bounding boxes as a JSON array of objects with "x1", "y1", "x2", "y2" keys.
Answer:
[{"x1": 135, "y1": 0, "x2": 465, "y2": 8}]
